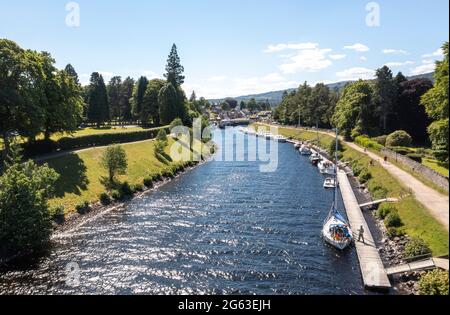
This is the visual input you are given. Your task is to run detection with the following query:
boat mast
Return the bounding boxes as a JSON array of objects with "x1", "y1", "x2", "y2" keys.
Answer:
[{"x1": 334, "y1": 128, "x2": 339, "y2": 208}]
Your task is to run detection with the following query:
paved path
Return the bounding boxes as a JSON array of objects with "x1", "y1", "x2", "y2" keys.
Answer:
[{"x1": 264, "y1": 124, "x2": 449, "y2": 231}]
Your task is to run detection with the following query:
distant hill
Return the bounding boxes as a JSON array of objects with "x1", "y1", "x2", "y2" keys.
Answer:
[{"x1": 209, "y1": 72, "x2": 435, "y2": 107}]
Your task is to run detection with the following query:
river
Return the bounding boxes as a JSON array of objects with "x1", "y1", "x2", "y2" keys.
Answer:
[{"x1": 0, "y1": 127, "x2": 365, "y2": 295}]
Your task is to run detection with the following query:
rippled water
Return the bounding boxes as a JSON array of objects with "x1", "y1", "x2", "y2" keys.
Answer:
[{"x1": 0, "y1": 128, "x2": 365, "y2": 295}]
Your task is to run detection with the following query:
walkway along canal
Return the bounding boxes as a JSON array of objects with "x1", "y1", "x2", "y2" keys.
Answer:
[{"x1": 0, "y1": 127, "x2": 366, "y2": 295}]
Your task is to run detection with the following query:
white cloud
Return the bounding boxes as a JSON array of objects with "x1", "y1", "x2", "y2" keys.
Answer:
[
  {"x1": 329, "y1": 54, "x2": 346, "y2": 60},
  {"x1": 336, "y1": 67, "x2": 375, "y2": 81},
  {"x1": 422, "y1": 59, "x2": 435, "y2": 64},
  {"x1": 141, "y1": 70, "x2": 161, "y2": 79},
  {"x1": 410, "y1": 63, "x2": 436, "y2": 75},
  {"x1": 343, "y1": 43, "x2": 370, "y2": 52},
  {"x1": 384, "y1": 61, "x2": 415, "y2": 67},
  {"x1": 382, "y1": 49, "x2": 408, "y2": 55},
  {"x1": 279, "y1": 48, "x2": 333, "y2": 74},
  {"x1": 207, "y1": 76, "x2": 228, "y2": 82},
  {"x1": 264, "y1": 42, "x2": 318, "y2": 53},
  {"x1": 360, "y1": 56, "x2": 368, "y2": 61},
  {"x1": 422, "y1": 48, "x2": 444, "y2": 58}
]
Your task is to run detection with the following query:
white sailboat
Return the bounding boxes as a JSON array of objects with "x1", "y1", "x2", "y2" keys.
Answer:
[
  {"x1": 323, "y1": 177, "x2": 337, "y2": 189},
  {"x1": 299, "y1": 145, "x2": 312, "y2": 155},
  {"x1": 322, "y1": 129, "x2": 353, "y2": 250}
]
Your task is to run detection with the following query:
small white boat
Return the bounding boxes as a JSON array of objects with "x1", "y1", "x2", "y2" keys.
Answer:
[
  {"x1": 294, "y1": 142, "x2": 301, "y2": 149},
  {"x1": 323, "y1": 177, "x2": 337, "y2": 189},
  {"x1": 309, "y1": 153, "x2": 322, "y2": 165},
  {"x1": 265, "y1": 132, "x2": 272, "y2": 140},
  {"x1": 273, "y1": 135, "x2": 287, "y2": 143},
  {"x1": 299, "y1": 145, "x2": 312, "y2": 155},
  {"x1": 318, "y1": 160, "x2": 335, "y2": 175}
]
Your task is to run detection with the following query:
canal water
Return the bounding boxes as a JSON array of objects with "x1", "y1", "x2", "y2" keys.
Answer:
[{"x1": 0, "y1": 127, "x2": 364, "y2": 295}]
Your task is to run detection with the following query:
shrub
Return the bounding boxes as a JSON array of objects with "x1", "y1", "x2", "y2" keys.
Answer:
[
  {"x1": 406, "y1": 153, "x2": 423, "y2": 163},
  {"x1": 358, "y1": 169, "x2": 373, "y2": 183},
  {"x1": 50, "y1": 205, "x2": 65, "y2": 223},
  {"x1": 99, "y1": 192, "x2": 112, "y2": 206},
  {"x1": 143, "y1": 177, "x2": 154, "y2": 188},
  {"x1": 132, "y1": 183, "x2": 144, "y2": 193},
  {"x1": 419, "y1": 270, "x2": 449, "y2": 295},
  {"x1": 76, "y1": 201, "x2": 91, "y2": 215},
  {"x1": 386, "y1": 227, "x2": 403, "y2": 239},
  {"x1": 355, "y1": 136, "x2": 383, "y2": 151},
  {"x1": 162, "y1": 169, "x2": 175, "y2": 179},
  {"x1": 154, "y1": 140, "x2": 166, "y2": 156},
  {"x1": 111, "y1": 190, "x2": 121, "y2": 201},
  {"x1": 391, "y1": 147, "x2": 411, "y2": 156},
  {"x1": 386, "y1": 130, "x2": 413, "y2": 147},
  {"x1": 376, "y1": 203, "x2": 396, "y2": 219},
  {"x1": 373, "y1": 135, "x2": 388, "y2": 146},
  {"x1": 152, "y1": 173, "x2": 163, "y2": 182},
  {"x1": 384, "y1": 211, "x2": 402, "y2": 228},
  {"x1": 404, "y1": 237, "x2": 432, "y2": 259},
  {"x1": 118, "y1": 181, "x2": 133, "y2": 199},
  {"x1": 369, "y1": 185, "x2": 388, "y2": 199}
]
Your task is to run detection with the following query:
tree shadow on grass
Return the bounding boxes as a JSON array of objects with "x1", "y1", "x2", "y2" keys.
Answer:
[
  {"x1": 45, "y1": 154, "x2": 89, "y2": 197},
  {"x1": 99, "y1": 176, "x2": 121, "y2": 191},
  {"x1": 155, "y1": 151, "x2": 173, "y2": 165}
]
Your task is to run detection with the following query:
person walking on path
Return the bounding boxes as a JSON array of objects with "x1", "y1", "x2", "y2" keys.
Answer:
[{"x1": 358, "y1": 225, "x2": 365, "y2": 244}]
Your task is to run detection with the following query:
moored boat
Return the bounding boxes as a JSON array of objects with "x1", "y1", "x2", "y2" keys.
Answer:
[
  {"x1": 318, "y1": 160, "x2": 335, "y2": 175},
  {"x1": 323, "y1": 177, "x2": 337, "y2": 189},
  {"x1": 273, "y1": 135, "x2": 287, "y2": 143},
  {"x1": 309, "y1": 152, "x2": 322, "y2": 165},
  {"x1": 322, "y1": 128, "x2": 353, "y2": 250},
  {"x1": 299, "y1": 145, "x2": 312, "y2": 155}
]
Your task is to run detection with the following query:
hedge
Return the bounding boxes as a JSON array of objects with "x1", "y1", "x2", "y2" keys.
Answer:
[
  {"x1": 19, "y1": 127, "x2": 169, "y2": 158},
  {"x1": 354, "y1": 136, "x2": 383, "y2": 151}
]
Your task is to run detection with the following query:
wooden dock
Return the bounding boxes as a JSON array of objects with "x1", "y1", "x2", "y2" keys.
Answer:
[{"x1": 337, "y1": 170, "x2": 392, "y2": 290}]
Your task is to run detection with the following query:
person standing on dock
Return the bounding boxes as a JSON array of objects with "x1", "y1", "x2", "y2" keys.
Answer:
[{"x1": 358, "y1": 225, "x2": 365, "y2": 244}]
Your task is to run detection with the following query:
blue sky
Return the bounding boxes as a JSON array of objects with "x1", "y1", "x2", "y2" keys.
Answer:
[{"x1": 0, "y1": 0, "x2": 448, "y2": 99}]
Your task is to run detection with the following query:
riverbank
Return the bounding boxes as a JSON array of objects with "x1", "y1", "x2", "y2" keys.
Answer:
[
  {"x1": 52, "y1": 157, "x2": 208, "y2": 237},
  {"x1": 254, "y1": 123, "x2": 449, "y2": 257}
]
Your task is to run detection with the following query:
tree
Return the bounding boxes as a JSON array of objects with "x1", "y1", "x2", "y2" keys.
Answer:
[
  {"x1": 87, "y1": 72, "x2": 109, "y2": 127},
  {"x1": 189, "y1": 91, "x2": 197, "y2": 103},
  {"x1": 392, "y1": 79, "x2": 433, "y2": 144},
  {"x1": 164, "y1": 44, "x2": 185, "y2": 86},
  {"x1": 159, "y1": 82, "x2": 180, "y2": 125},
  {"x1": 332, "y1": 80, "x2": 376, "y2": 140},
  {"x1": 132, "y1": 76, "x2": 148, "y2": 121},
  {"x1": 101, "y1": 145, "x2": 128, "y2": 183},
  {"x1": 107, "y1": 76, "x2": 123, "y2": 121},
  {"x1": 0, "y1": 39, "x2": 47, "y2": 158},
  {"x1": 120, "y1": 77, "x2": 134, "y2": 123},
  {"x1": 374, "y1": 66, "x2": 397, "y2": 134},
  {"x1": 0, "y1": 145, "x2": 59, "y2": 257},
  {"x1": 224, "y1": 98, "x2": 238, "y2": 109},
  {"x1": 64, "y1": 64, "x2": 79, "y2": 84},
  {"x1": 421, "y1": 42, "x2": 449, "y2": 162},
  {"x1": 142, "y1": 79, "x2": 166, "y2": 126}
]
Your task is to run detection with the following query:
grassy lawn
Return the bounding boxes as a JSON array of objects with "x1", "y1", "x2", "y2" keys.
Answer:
[
  {"x1": 423, "y1": 157, "x2": 449, "y2": 177},
  {"x1": 42, "y1": 138, "x2": 191, "y2": 213},
  {"x1": 255, "y1": 123, "x2": 449, "y2": 256}
]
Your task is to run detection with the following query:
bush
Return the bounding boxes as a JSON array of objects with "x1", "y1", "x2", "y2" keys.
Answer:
[
  {"x1": 132, "y1": 183, "x2": 144, "y2": 193},
  {"x1": 404, "y1": 237, "x2": 432, "y2": 259},
  {"x1": 386, "y1": 227, "x2": 404, "y2": 239},
  {"x1": 358, "y1": 169, "x2": 373, "y2": 183},
  {"x1": 111, "y1": 190, "x2": 121, "y2": 201},
  {"x1": 154, "y1": 140, "x2": 166, "y2": 156},
  {"x1": 50, "y1": 205, "x2": 65, "y2": 223},
  {"x1": 355, "y1": 136, "x2": 383, "y2": 151},
  {"x1": 143, "y1": 177, "x2": 154, "y2": 188},
  {"x1": 419, "y1": 270, "x2": 449, "y2": 295},
  {"x1": 162, "y1": 169, "x2": 175, "y2": 179},
  {"x1": 373, "y1": 135, "x2": 388, "y2": 146},
  {"x1": 99, "y1": 192, "x2": 112, "y2": 206},
  {"x1": 386, "y1": 130, "x2": 413, "y2": 147},
  {"x1": 391, "y1": 147, "x2": 411, "y2": 156},
  {"x1": 384, "y1": 211, "x2": 402, "y2": 228},
  {"x1": 376, "y1": 203, "x2": 396, "y2": 219},
  {"x1": 406, "y1": 153, "x2": 423, "y2": 163},
  {"x1": 369, "y1": 185, "x2": 388, "y2": 199},
  {"x1": 118, "y1": 181, "x2": 133, "y2": 199},
  {"x1": 156, "y1": 129, "x2": 168, "y2": 144},
  {"x1": 76, "y1": 201, "x2": 91, "y2": 215}
]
